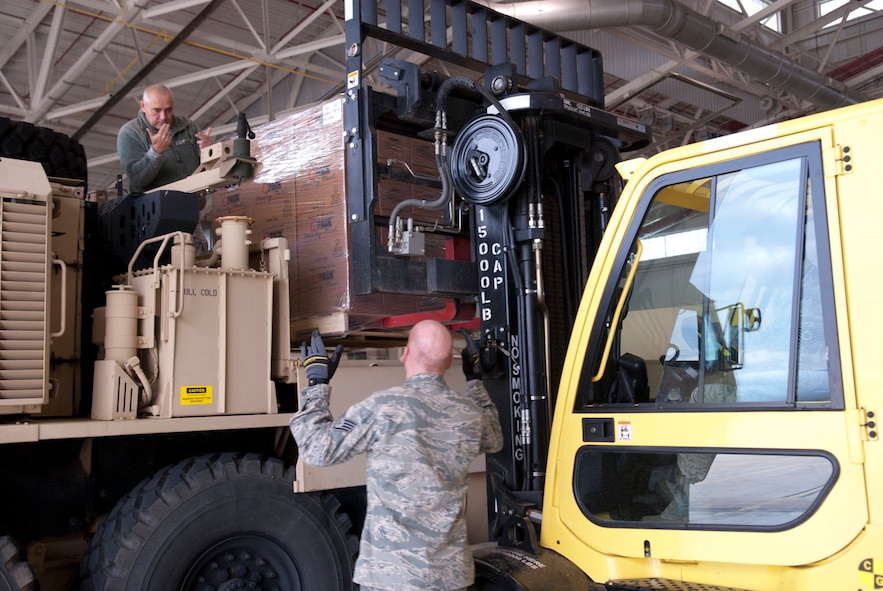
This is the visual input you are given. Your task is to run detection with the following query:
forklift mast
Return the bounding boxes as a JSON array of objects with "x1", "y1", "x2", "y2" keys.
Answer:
[{"x1": 342, "y1": 0, "x2": 651, "y2": 538}]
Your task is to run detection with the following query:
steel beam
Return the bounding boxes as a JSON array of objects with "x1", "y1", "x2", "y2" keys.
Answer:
[
  {"x1": 26, "y1": 0, "x2": 151, "y2": 124},
  {"x1": 71, "y1": 0, "x2": 226, "y2": 141}
]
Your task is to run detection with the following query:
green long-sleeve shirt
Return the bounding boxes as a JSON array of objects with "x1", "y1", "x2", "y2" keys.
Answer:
[{"x1": 117, "y1": 110, "x2": 201, "y2": 193}]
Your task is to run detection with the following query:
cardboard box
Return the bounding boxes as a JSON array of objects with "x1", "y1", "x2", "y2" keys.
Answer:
[
  {"x1": 376, "y1": 129, "x2": 437, "y2": 177},
  {"x1": 376, "y1": 130, "x2": 412, "y2": 164},
  {"x1": 208, "y1": 98, "x2": 455, "y2": 336}
]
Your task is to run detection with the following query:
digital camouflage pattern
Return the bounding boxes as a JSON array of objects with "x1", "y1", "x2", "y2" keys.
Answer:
[{"x1": 289, "y1": 374, "x2": 503, "y2": 591}]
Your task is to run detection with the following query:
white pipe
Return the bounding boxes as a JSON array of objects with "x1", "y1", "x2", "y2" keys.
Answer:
[
  {"x1": 480, "y1": 0, "x2": 867, "y2": 109},
  {"x1": 125, "y1": 356, "x2": 153, "y2": 407}
]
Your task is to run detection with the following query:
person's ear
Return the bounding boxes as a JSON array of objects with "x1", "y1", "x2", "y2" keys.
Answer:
[{"x1": 400, "y1": 346, "x2": 409, "y2": 363}]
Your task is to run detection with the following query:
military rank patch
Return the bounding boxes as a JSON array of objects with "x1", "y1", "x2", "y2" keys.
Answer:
[{"x1": 335, "y1": 419, "x2": 356, "y2": 432}]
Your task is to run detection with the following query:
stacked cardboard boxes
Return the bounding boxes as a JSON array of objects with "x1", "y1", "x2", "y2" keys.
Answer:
[
  {"x1": 208, "y1": 97, "x2": 457, "y2": 337},
  {"x1": 374, "y1": 130, "x2": 447, "y2": 226},
  {"x1": 209, "y1": 98, "x2": 348, "y2": 332}
]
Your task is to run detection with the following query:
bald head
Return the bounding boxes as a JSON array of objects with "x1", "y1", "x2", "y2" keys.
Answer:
[
  {"x1": 402, "y1": 320, "x2": 454, "y2": 378},
  {"x1": 140, "y1": 84, "x2": 175, "y2": 129},
  {"x1": 142, "y1": 83, "x2": 172, "y2": 102}
]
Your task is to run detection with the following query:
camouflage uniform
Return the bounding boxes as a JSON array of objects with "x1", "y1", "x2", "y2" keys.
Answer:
[{"x1": 289, "y1": 374, "x2": 503, "y2": 591}]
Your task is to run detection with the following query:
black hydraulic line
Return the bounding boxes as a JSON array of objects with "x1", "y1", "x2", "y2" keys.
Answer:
[
  {"x1": 518, "y1": 117, "x2": 549, "y2": 493},
  {"x1": 434, "y1": 75, "x2": 519, "y2": 131},
  {"x1": 518, "y1": 225, "x2": 545, "y2": 493},
  {"x1": 71, "y1": 0, "x2": 227, "y2": 142},
  {"x1": 545, "y1": 174, "x2": 579, "y2": 325},
  {"x1": 499, "y1": 118, "x2": 549, "y2": 493},
  {"x1": 388, "y1": 75, "x2": 475, "y2": 248},
  {"x1": 557, "y1": 170, "x2": 582, "y2": 323},
  {"x1": 434, "y1": 76, "x2": 475, "y2": 112}
]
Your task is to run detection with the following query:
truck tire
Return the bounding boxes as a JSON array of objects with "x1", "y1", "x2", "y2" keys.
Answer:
[
  {"x1": 0, "y1": 117, "x2": 88, "y2": 186},
  {"x1": 79, "y1": 452, "x2": 359, "y2": 590},
  {"x1": 0, "y1": 536, "x2": 34, "y2": 591},
  {"x1": 472, "y1": 542, "x2": 599, "y2": 591}
]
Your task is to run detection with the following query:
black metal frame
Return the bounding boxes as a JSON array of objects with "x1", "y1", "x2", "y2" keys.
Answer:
[
  {"x1": 343, "y1": 0, "x2": 646, "y2": 298},
  {"x1": 343, "y1": 0, "x2": 653, "y2": 543}
]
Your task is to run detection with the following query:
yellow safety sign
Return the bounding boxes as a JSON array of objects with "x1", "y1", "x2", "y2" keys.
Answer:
[{"x1": 180, "y1": 385, "x2": 213, "y2": 406}]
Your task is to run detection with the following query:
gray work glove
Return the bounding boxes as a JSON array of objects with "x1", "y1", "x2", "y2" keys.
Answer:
[{"x1": 301, "y1": 329, "x2": 343, "y2": 386}]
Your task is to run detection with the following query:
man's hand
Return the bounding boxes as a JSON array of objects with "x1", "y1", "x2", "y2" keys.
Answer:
[
  {"x1": 147, "y1": 123, "x2": 171, "y2": 154},
  {"x1": 301, "y1": 329, "x2": 343, "y2": 386},
  {"x1": 459, "y1": 329, "x2": 481, "y2": 381},
  {"x1": 196, "y1": 127, "x2": 212, "y2": 149}
]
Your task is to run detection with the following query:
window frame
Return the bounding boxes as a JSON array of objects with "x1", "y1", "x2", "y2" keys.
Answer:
[
  {"x1": 572, "y1": 444, "x2": 841, "y2": 531},
  {"x1": 575, "y1": 141, "x2": 843, "y2": 412}
]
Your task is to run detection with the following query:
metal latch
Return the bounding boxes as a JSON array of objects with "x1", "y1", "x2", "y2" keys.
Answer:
[{"x1": 583, "y1": 418, "x2": 614, "y2": 442}]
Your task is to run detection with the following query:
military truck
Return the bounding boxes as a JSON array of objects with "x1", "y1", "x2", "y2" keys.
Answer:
[
  {"x1": 0, "y1": 122, "x2": 360, "y2": 590},
  {"x1": 0, "y1": 0, "x2": 878, "y2": 589}
]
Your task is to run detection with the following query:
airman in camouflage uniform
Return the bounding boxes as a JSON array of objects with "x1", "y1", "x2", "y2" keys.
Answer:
[{"x1": 289, "y1": 320, "x2": 503, "y2": 591}]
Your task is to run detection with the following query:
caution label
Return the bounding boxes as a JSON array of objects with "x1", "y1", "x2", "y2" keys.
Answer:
[
  {"x1": 858, "y1": 558, "x2": 883, "y2": 589},
  {"x1": 347, "y1": 70, "x2": 359, "y2": 89},
  {"x1": 180, "y1": 385, "x2": 213, "y2": 406}
]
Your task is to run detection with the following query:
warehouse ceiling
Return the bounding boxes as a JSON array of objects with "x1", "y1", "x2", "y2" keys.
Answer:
[{"x1": 1, "y1": 0, "x2": 881, "y2": 192}]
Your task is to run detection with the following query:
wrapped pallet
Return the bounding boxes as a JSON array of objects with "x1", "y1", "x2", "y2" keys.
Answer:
[{"x1": 209, "y1": 97, "x2": 457, "y2": 338}]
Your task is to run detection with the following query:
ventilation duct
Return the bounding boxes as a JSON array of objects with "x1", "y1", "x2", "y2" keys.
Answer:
[{"x1": 481, "y1": 0, "x2": 868, "y2": 109}]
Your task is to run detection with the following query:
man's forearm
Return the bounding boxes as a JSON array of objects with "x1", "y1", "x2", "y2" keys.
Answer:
[
  {"x1": 288, "y1": 385, "x2": 344, "y2": 467},
  {"x1": 467, "y1": 381, "x2": 504, "y2": 453}
]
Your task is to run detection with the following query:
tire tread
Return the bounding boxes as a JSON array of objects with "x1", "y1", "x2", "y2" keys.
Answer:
[
  {"x1": 0, "y1": 117, "x2": 87, "y2": 187},
  {"x1": 79, "y1": 452, "x2": 358, "y2": 590}
]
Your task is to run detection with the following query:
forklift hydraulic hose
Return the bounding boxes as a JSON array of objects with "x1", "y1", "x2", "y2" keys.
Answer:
[{"x1": 389, "y1": 74, "x2": 523, "y2": 248}]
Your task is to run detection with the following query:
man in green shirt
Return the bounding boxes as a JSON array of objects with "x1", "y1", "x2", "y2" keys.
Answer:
[{"x1": 117, "y1": 84, "x2": 211, "y2": 193}]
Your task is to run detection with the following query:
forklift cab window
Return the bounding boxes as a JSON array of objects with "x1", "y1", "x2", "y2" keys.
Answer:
[
  {"x1": 575, "y1": 447, "x2": 837, "y2": 526},
  {"x1": 580, "y1": 144, "x2": 839, "y2": 409},
  {"x1": 572, "y1": 143, "x2": 842, "y2": 528}
]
